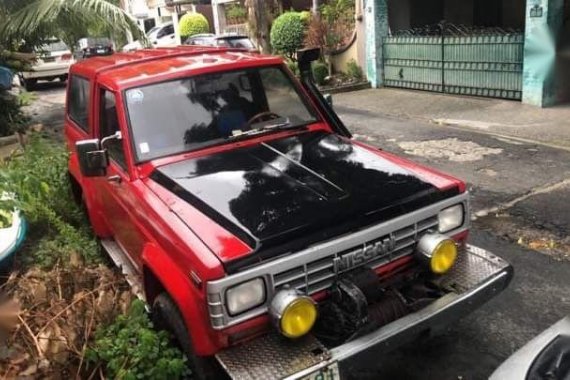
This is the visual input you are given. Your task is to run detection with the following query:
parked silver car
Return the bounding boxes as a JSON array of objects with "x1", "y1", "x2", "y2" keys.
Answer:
[{"x1": 19, "y1": 39, "x2": 73, "y2": 90}]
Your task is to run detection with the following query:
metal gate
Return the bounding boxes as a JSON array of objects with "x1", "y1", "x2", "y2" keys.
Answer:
[{"x1": 383, "y1": 25, "x2": 525, "y2": 100}]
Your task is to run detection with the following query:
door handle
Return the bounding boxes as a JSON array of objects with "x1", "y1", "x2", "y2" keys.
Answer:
[{"x1": 107, "y1": 175, "x2": 122, "y2": 184}]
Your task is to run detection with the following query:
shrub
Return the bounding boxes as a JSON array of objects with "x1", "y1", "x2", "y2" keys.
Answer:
[
  {"x1": 270, "y1": 12, "x2": 306, "y2": 60},
  {"x1": 0, "y1": 136, "x2": 99, "y2": 268},
  {"x1": 312, "y1": 61, "x2": 329, "y2": 85},
  {"x1": 178, "y1": 13, "x2": 209, "y2": 38},
  {"x1": 346, "y1": 59, "x2": 364, "y2": 80},
  {"x1": 0, "y1": 91, "x2": 28, "y2": 137},
  {"x1": 87, "y1": 300, "x2": 189, "y2": 380},
  {"x1": 226, "y1": 3, "x2": 247, "y2": 24},
  {"x1": 299, "y1": 10, "x2": 311, "y2": 24}
]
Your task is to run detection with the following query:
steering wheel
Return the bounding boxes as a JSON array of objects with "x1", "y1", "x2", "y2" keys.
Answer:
[{"x1": 247, "y1": 111, "x2": 280, "y2": 127}]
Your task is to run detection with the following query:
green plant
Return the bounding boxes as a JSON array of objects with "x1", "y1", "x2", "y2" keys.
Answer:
[
  {"x1": 299, "y1": 10, "x2": 311, "y2": 24},
  {"x1": 270, "y1": 11, "x2": 306, "y2": 60},
  {"x1": 0, "y1": 136, "x2": 99, "y2": 268},
  {"x1": 178, "y1": 12, "x2": 209, "y2": 38},
  {"x1": 312, "y1": 61, "x2": 328, "y2": 85},
  {"x1": 286, "y1": 59, "x2": 299, "y2": 76},
  {"x1": 226, "y1": 3, "x2": 247, "y2": 23},
  {"x1": 346, "y1": 58, "x2": 363, "y2": 80},
  {"x1": 87, "y1": 300, "x2": 189, "y2": 380},
  {"x1": 0, "y1": 91, "x2": 28, "y2": 137}
]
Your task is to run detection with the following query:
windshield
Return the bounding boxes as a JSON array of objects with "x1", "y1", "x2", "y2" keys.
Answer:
[
  {"x1": 217, "y1": 37, "x2": 255, "y2": 50},
  {"x1": 125, "y1": 66, "x2": 318, "y2": 161}
]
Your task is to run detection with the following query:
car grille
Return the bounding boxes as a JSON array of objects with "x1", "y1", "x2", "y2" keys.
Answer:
[{"x1": 272, "y1": 216, "x2": 439, "y2": 295}]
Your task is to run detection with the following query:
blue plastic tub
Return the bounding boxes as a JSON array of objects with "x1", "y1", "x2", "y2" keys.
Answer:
[{"x1": 0, "y1": 66, "x2": 14, "y2": 90}]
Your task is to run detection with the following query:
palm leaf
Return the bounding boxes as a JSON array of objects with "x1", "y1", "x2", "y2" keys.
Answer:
[{"x1": 1, "y1": 0, "x2": 144, "y2": 44}]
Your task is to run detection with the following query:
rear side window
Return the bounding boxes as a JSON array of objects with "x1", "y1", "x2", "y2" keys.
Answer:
[{"x1": 68, "y1": 76, "x2": 90, "y2": 131}]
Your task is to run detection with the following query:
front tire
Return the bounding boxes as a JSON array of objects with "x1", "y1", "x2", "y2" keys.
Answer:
[{"x1": 152, "y1": 293, "x2": 224, "y2": 380}]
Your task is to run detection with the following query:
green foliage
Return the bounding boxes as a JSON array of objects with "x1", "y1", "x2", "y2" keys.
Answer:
[
  {"x1": 226, "y1": 3, "x2": 247, "y2": 23},
  {"x1": 0, "y1": 208, "x2": 12, "y2": 229},
  {"x1": 178, "y1": 13, "x2": 209, "y2": 38},
  {"x1": 312, "y1": 61, "x2": 328, "y2": 85},
  {"x1": 299, "y1": 11, "x2": 311, "y2": 24},
  {"x1": 0, "y1": 137, "x2": 99, "y2": 268},
  {"x1": 346, "y1": 58, "x2": 363, "y2": 80},
  {"x1": 270, "y1": 11, "x2": 306, "y2": 60},
  {"x1": 87, "y1": 300, "x2": 190, "y2": 380},
  {"x1": 286, "y1": 59, "x2": 299, "y2": 76},
  {"x1": 0, "y1": 92, "x2": 29, "y2": 137}
]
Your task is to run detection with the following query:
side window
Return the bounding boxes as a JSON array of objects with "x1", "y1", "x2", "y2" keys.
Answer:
[
  {"x1": 164, "y1": 24, "x2": 174, "y2": 35},
  {"x1": 68, "y1": 76, "x2": 90, "y2": 131},
  {"x1": 99, "y1": 90, "x2": 126, "y2": 170}
]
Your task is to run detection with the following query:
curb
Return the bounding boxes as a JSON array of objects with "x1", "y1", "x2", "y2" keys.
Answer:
[
  {"x1": 319, "y1": 82, "x2": 371, "y2": 95},
  {"x1": 0, "y1": 134, "x2": 18, "y2": 148}
]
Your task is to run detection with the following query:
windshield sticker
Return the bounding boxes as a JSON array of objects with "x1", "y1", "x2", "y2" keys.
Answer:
[
  {"x1": 128, "y1": 89, "x2": 144, "y2": 103},
  {"x1": 139, "y1": 142, "x2": 150, "y2": 154}
]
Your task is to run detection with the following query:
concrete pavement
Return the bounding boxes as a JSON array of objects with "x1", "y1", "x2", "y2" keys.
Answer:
[{"x1": 336, "y1": 88, "x2": 570, "y2": 149}]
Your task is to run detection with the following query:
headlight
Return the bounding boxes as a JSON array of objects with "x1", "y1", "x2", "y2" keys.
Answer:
[
  {"x1": 438, "y1": 204, "x2": 464, "y2": 233},
  {"x1": 226, "y1": 278, "x2": 266, "y2": 315},
  {"x1": 417, "y1": 233, "x2": 458, "y2": 274},
  {"x1": 270, "y1": 289, "x2": 317, "y2": 339}
]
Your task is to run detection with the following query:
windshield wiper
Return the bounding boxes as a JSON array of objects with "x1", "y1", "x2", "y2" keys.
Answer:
[{"x1": 228, "y1": 118, "x2": 305, "y2": 140}]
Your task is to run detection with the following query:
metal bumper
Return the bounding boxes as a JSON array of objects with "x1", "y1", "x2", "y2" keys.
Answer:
[{"x1": 216, "y1": 245, "x2": 513, "y2": 380}]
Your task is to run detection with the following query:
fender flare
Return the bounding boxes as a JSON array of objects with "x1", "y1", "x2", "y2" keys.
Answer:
[{"x1": 142, "y1": 242, "x2": 220, "y2": 356}]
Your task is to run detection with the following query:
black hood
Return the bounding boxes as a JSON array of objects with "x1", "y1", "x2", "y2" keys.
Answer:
[{"x1": 151, "y1": 131, "x2": 458, "y2": 271}]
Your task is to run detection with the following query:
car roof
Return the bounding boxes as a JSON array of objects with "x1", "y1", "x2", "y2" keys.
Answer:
[{"x1": 70, "y1": 46, "x2": 282, "y2": 90}]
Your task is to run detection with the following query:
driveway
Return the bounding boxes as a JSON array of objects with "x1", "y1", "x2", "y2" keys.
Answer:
[{"x1": 334, "y1": 91, "x2": 570, "y2": 379}]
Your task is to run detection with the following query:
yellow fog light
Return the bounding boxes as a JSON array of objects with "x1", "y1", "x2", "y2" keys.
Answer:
[
  {"x1": 270, "y1": 289, "x2": 317, "y2": 339},
  {"x1": 417, "y1": 233, "x2": 458, "y2": 275}
]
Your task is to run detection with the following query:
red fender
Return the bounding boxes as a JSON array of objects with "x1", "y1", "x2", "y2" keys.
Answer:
[{"x1": 142, "y1": 242, "x2": 220, "y2": 356}]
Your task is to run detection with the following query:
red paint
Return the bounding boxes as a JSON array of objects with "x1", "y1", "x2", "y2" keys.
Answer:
[{"x1": 66, "y1": 47, "x2": 472, "y2": 357}]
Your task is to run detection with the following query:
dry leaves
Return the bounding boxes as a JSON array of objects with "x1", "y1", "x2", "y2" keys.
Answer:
[{"x1": 0, "y1": 265, "x2": 132, "y2": 379}]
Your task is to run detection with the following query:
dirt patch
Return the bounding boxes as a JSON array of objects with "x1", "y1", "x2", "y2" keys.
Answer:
[
  {"x1": 475, "y1": 213, "x2": 570, "y2": 262},
  {"x1": 0, "y1": 261, "x2": 132, "y2": 379},
  {"x1": 398, "y1": 138, "x2": 503, "y2": 162}
]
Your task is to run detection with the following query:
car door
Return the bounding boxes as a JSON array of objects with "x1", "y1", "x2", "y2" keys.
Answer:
[{"x1": 96, "y1": 87, "x2": 145, "y2": 268}]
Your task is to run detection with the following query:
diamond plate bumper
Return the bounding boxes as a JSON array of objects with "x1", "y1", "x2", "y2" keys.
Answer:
[{"x1": 216, "y1": 244, "x2": 513, "y2": 380}]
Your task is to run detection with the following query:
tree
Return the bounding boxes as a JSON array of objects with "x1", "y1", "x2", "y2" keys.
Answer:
[
  {"x1": 0, "y1": 0, "x2": 143, "y2": 52},
  {"x1": 245, "y1": 0, "x2": 270, "y2": 54}
]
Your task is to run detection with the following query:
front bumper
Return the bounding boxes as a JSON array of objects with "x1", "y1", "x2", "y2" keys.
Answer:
[{"x1": 216, "y1": 244, "x2": 513, "y2": 379}]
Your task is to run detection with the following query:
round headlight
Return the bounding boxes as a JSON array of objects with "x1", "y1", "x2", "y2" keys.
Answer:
[
  {"x1": 417, "y1": 233, "x2": 458, "y2": 274},
  {"x1": 270, "y1": 289, "x2": 317, "y2": 339}
]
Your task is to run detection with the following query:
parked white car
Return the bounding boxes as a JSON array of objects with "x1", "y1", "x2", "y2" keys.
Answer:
[
  {"x1": 122, "y1": 22, "x2": 176, "y2": 52},
  {"x1": 19, "y1": 39, "x2": 73, "y2": 91}
]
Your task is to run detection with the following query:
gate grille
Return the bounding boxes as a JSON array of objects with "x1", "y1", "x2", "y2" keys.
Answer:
[{"x1": 383, "y1": 24, "x2": 524, "y2": 100}]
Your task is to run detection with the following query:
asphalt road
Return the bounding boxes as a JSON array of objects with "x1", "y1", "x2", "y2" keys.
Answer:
[
  {"x1": 334, "y1": 94, "x2": 570, "y2": 379},
  {"x1": 27, "y1": 84, "x2": 570, "y2": 379}
]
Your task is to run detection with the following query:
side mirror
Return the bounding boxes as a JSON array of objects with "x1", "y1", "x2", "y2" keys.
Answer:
[
  {"x1": 324, "y1": 93, "x2": 333, "y2": 107},
  {"x1": 76, "y1": 139, "x2": 109, "y2": 177}
]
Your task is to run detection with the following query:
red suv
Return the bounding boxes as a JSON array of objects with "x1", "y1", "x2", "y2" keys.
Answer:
[{"x1": 65, "y1": 46, "x2": 513, "y2": 379}]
